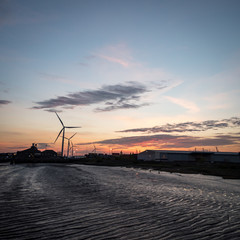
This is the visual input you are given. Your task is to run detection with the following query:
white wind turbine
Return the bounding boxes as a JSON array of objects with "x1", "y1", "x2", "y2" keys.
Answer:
[{"x1": 54, "y1": 112, "x2": 81, "y2": 157}]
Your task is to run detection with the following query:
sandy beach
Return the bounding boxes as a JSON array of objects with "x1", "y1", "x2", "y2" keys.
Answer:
[{"x1": 1, "y1": 163, "x2": 240, "y2": 239}]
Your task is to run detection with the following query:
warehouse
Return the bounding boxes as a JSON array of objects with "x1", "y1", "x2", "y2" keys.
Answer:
[
  {"x1": 137, "y1": 150, "x2": 240, "y2": 163},
  {"x1": 137, "y1": 150, "x2": 193, "y2": 162},
  {"x1": 212, "y1": 152, "x2": 240, "y2": 163}
]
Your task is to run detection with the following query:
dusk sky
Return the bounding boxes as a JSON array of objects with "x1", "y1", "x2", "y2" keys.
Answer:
[{"x1": 1, "y1": 0, "x2": 240, "y2": 155}]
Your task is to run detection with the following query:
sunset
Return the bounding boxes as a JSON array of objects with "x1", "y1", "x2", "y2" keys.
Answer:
[
  {"x1": 1, "y1": 1, "x2": 240, "y2": 239},
  {"x1": 1, "y1": 0, "x2": 240, "y2": 155}
]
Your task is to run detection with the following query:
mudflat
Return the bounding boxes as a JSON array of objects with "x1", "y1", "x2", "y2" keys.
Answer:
[{"x1": 1, "y1": 163, "x2": 240, "y2": 239}]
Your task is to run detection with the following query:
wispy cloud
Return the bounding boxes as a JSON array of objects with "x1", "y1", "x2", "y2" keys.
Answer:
[
  {"x1": 0, "y1": 130, "x2": 23, "y2": 136},
  {"x1": 32, "y1": 81, "x2": 154, "y2": 112},
  {"x1": 164, "y1": 96, "x2": 200, "y2": 113},
  {"x1": 34, "y1": 44, "x2": 182, "y2": 112},
  {"x1": 98, "y1": 55, "x2": 130, "y2": 67},
  {"x1": 204, "y1": 90, "x2": 240, "y2": 110},
  {"x1": 0, "y1": 81, "x2": 10, "y2": 93},
  {"x1": 118, "y1": 117, "x2": 240, "y2": 134},
  {"x1": 39, "y1": 73, "x2": 74, "y2": 84},
  {"x1": 92, "y1": 43, "x2": 136, "y2": 68},
  {"x1": 44, "y1": 108, "x2": 63, "y2": 113},
  {"x1": 37, "y1": 143, "x2": 53, "y2": 149},
  {"x1": 5, "y1": 146, "x2": 29, "y2": 150},
  {"x1": 0, "y1": 0, "x2": 57, "y2": 26},
  {"x1": 0, "y1": 100, "x2": 11, "y2": 105},
  {"x1": 95, "y1": 100, "x2": 149, "y2": 112}
]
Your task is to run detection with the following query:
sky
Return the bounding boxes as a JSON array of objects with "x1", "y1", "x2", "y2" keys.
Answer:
[{"x1": 0, "y1": 0, "x2": 240, "y2": 155}]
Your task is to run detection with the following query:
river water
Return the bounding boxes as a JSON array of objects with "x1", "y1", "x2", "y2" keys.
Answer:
[{"x1": 0, "y1": 163, "x2": 240, "y2": 239}]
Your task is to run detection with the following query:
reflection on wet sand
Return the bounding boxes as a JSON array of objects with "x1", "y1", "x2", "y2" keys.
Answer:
[{"x1": 0, "y1": 163, "x2": 240, "y2": 239}]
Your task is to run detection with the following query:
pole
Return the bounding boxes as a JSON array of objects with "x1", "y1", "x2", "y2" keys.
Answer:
[
  {"x1": 67, "y1": 140, "x2": 70, "y2": 158},
  {"x1": 61, "y1": 128, "x2": 65, "y2": 157}
]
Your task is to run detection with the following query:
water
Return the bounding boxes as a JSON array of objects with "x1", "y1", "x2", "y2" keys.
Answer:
[{"x1": 0, "y1": 163, "x2": 240, "y2": 239}]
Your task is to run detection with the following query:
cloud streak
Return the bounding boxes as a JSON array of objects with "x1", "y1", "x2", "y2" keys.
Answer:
[
  {"x1": 0, "y1": 100, "x2": 11, "y2": 105},
  {"x1": 44, "y1": 108, "x2": 63, "y2": 113},
  {"x1": 118, "y1": 117, "x2": 240, "y2": 134},
  {"x1": 37, "y1": 143, "x2": 53, "y2": 149},
  {"x1": 32, "y1": 81, "x2": 158, "y2": 112},
  {"x1": 165, "y1": 96, "x2": 200, "y2": 113},
  {"x1": 39, "y1": 73, "x2": 74, "y2": 84},
  {"x1": 95, "y1": 43, "x2": 134, "y2": 68},
  {"x1": 99, "y1": 55, "x2": 130, "y2": 67},
  {"x1": 78, "y1": 133, "x2": 240, "y2": 149}
]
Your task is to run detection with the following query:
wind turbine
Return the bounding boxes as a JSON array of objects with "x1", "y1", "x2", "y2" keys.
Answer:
[
  {"x1": 54, "y1": 112, "x2": 81, "y2": 157},
  {"x1": 70, "y1": 141, "x2": 76, "y2": 157},
  {"x1": 65, "y1": 133, "x2": 77, "y2": 158}
]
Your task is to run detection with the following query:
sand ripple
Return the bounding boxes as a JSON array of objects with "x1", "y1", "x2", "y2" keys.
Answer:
[{"x1": 0, "y1": 163, "x2": 240, "y2": 239}]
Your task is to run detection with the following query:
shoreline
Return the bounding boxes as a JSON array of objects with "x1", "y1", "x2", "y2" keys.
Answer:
[
  {"x1": 5, "y1": 157, "x2": 240, "y2": 179},
  {"x1": 78, "y1": 160, "x2": 240, "y2": 179}
]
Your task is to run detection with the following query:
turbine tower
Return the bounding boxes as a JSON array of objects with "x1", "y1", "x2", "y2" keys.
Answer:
[
  {"x1": 65, "y1": 133, "x2": 77, "y2": 158},
  {"x1": 54, "y1": 112, "x2": 81, "y2": 157},
  {"x1": 70, "y1": 141, "x2": 76, "y2": 157}
]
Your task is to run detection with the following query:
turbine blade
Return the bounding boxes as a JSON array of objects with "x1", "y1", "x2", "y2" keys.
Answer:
[
  {"x1": 61, "y1": 136, "x2": 68, "y2": 140},
  {"x1": 69, "y1": 133, "x2": 77, "y2": 140},
  {"x1": 55, "y1": 112, "x2": 64, "y2": 127},
  {"x1": 65, "y1": 126, "x2": 81, "y2": 128},
  {"x1": 54, "y1": 128, "x2": 63, "y2": 143}
]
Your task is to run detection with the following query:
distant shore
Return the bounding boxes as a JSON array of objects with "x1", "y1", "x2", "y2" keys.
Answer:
[
  {"x1": 78, "y1": 158, "x2": 240, "y2": 179},
  {"x1": 5, "y1": 156, "x2": 240, "y2": 179}
]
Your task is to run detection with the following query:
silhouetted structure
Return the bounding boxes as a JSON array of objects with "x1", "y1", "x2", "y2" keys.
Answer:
[
  {"x1": 138, "y1": 150, "x2": 240, "y2": 163},
  {"x1": 0, "y1": 153, "x2": 14, "y2": 162},
  {"x1": 17, "y1": 143, "x2": 41, "y2": 160},
  {"x1": 64, "y1": 133, "x2": 77, "y2": 158},
  {"x1": 54, "y1": 112, "x2": 81, "y2": 157},
  {"x1": 42, "y1": 150, "x2": 57, "y2": 158}
]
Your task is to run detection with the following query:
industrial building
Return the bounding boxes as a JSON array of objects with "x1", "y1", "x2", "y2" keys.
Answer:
[{"x1": 137, "y1": 150, "x2": 240, "y2": 163}]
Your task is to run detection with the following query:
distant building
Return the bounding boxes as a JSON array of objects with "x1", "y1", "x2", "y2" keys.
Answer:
[
  {"x1": 42, "y1": 150, "x2": 57, "y2": 158},
  {"x1": 137, "y1": 150, "x2": 240, "y2": 163},
  {"x1": 212, "y1": 152, "x2": 240, "y2": 163},
  {"x1": 17, "y1": 143, "x2": 41, "y2": 159},
  {"x1": 112, "y1": 153, "x2": 120, "y2": 156},
  {"x1": 137, "y1": 150, "x2": 192, "y2": 161},
  {"x1": 0, "y1": 153, "x2": 15, "y2": 162}
]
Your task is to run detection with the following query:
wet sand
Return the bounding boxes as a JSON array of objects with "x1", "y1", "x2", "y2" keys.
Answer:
[
  {"x1": 12, "y1": 156, "x2": 240, "y2": 179},
  {"x1": 77, "y1": 158, "x2": 240, "y2": 179},
  {"x1": 1, "y1": 163, "x2": 240, "y2": 239}
]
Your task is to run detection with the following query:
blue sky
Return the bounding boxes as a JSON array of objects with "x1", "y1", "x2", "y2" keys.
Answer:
[{"x1": 0, "y1": 0, "x2": 240, "y2": 154}]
